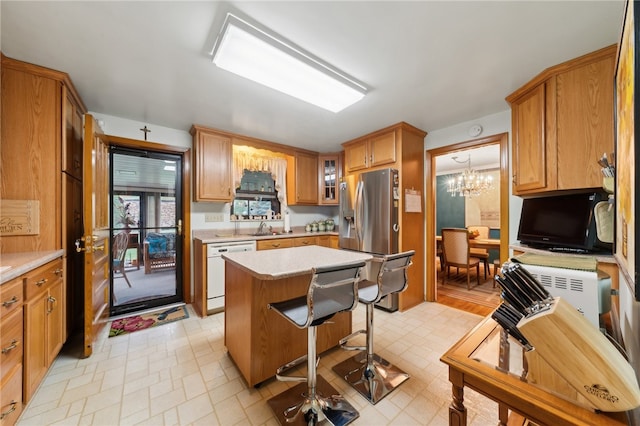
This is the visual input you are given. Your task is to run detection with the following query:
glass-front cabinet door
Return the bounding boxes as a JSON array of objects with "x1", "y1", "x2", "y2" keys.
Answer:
[{"x1": 319, "y1": 154, "x2": 340, "y2": 205}]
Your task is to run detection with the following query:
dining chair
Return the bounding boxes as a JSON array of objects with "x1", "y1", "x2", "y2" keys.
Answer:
[
  {"x1": 441, "y1": 227, "x2": 481, "y2": 290},
  {"x1": 113, "y1": 231, "x2": 132, "y2": 288},
  {"x1": 467, "y1": 225, "x2": 490, "y2": 279}
]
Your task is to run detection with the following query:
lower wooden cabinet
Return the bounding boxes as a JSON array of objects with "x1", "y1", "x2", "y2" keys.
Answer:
[
  {"x1": 22, "y1": 258, "x2": 65, "y2": 403},
  {"x1": 0, "y1": 365, "x2": 23, "y2": 426},
  {"x1": 293, "y1": 236, "x2": 318, "y2": 247},
  {"x1": 256, "y1": 238, "x2": 295, "y2": 250},
  {"x1": 256, "y1": 235, "x2": 337, "y2": 250},
  {"x1": 0, "y1": 276, "x2": 23, "y2": 426},
  {"x1": 317, "y1": 235, "x2": 339, "y2": 248}
]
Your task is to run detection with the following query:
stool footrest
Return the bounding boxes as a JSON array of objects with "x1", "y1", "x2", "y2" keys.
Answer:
[
  {"x1": 338, "y1": 329, "x2": 366, "y2": 351},
  {"x1": 276, "y1": 354, "x2": 320, "y2": 383},
  {"x1": 332, "y1": 352, "x2": 409, "y2": 405}
]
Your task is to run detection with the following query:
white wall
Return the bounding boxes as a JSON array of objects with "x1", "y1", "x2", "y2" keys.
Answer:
[
  {"x1": 424, "y1": 110, "x2": 523, "y2": 248},
  {"x1": 90, "y1": 113, "x2": 192, "y2": 148}
]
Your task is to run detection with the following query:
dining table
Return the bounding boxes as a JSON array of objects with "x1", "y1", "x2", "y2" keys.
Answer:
[{"x1": 436, "y1": 235, "x2": 501, "y2": 251}]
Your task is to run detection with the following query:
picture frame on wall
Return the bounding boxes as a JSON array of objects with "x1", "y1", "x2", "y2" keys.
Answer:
[{"x1": 614, "y1": 0, "x2": 640, "y2": 300}]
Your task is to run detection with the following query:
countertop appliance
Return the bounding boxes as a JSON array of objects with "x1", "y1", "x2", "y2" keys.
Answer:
[
  {"x1": 339, "y1": 168, "x2": 400, "y2": 311},
  {"x1": 207, "y1": 240, "x2": 256, "y2": 313}
]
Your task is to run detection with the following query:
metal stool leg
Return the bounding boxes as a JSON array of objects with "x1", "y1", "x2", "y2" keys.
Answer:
[
  {"x1": 268, "y1": 326, "x2": 359, "y2": 425},
  {"x1": 332, "y1": 303, "x2": 409, "y2": 404}
]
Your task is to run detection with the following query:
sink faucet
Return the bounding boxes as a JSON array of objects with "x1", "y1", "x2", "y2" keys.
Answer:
[{"x1": 256, "y1": 221, "x2": 271, "y2": 235}]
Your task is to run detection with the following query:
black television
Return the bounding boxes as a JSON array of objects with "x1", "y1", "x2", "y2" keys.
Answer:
[{"x1": 517, "y1": 191, "x2": 611, "y2": 253}]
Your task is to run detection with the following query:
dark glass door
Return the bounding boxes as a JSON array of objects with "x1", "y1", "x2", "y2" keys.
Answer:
[{"x1": 109, "y1": 146, "x2": 183, "y2": 316}]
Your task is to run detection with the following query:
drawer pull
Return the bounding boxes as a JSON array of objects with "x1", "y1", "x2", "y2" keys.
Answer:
[
  {"x1": 272, "y1": 243, "x2": 281, "y2": 247},
  {"x1": 54, "y1": 268, "x2": 63, "y2": 275},
  {"x1": 2, "y1": 296, "x2": 18, "y2": 307},
  {"x1": 36, "y1": 278, "x2": 48, "y2": 287},
  {"x1": 0, "y1": 401, "x2": 17, "y2": 420},
  {"x1": 2, "y1": 339, "x2": 19, "y2": 354}
]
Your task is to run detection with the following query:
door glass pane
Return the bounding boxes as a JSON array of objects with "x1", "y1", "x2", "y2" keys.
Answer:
[{"x1": 110, "y1": 149, "x2": 183, "y2": 316}]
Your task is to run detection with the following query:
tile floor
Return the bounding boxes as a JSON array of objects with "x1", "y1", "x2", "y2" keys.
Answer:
[{"x1": 17, "y1": 302, "x2": 499, "y2": 426}]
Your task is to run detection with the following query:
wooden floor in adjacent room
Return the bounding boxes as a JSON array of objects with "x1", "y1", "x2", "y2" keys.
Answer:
[{"x1": 436, "y1": 261, "x2": 501, "y2": 316}]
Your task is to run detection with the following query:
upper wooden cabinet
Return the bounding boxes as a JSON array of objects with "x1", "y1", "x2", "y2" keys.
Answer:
[
  {"x1": 191, "y1": 126, "x2": 233, "y2": 202},
  {"x1": 62, "y1": 90, "x2": 84, "y2": 181},
  {"x1": 190, "y1": 125, "x2": 323, "y2": 205},
  {"x1": 343, "y1": 130, "x2": 396, "y2": 173},
  {"x1": 318, "y1": 154, "x2": 341, "y2": 205},
  {"x1": 506, "y1": 45, "x2": 616, "y2": 196},
  {"x1": 287, "y1": 151, "x2": 319, "y2": 205}
]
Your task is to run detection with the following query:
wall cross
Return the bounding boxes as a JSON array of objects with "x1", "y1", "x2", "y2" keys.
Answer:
[{"x1": 140, "y1": 125, "x2": 151, "y2": 141}]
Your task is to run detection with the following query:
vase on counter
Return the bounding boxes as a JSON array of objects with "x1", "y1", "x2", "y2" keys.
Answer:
[
  {"x1": 311, "y1": 222, "x2": 318, "y2": 232},
  {"x1": 318, "y1": 222, "x2": 326, "y2": 232},
  {"x1": 305, "y1": 223, "x2": 312, "y2": 232},
  {"x1": 325, "y1": 219, "x2": 335, "y2": 231}
]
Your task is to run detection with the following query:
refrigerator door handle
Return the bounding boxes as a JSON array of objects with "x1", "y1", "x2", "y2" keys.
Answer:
[{"x1": 355, "y1": 181, "x2": 364, "y2": 243}]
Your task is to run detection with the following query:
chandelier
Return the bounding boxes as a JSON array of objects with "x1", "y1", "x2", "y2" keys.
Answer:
[{"x1": 446, "y1": 154, "x2": 494, "y2": 197}]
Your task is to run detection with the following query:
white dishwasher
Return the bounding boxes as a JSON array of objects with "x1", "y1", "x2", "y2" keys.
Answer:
[{"x1": 207, "y1": 240, "x2": 256, "y2": 312}]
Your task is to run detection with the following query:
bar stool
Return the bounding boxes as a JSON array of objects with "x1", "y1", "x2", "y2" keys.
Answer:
[
  {"x1": 267, "y1": 261, "x2": 365, "y2": 426},
  {"x1": 332, "y1": 250, "x2": 415, "y2": 405}
]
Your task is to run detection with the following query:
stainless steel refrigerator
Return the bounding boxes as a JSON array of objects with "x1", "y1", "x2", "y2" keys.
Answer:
[{"x1": 339, "y1": 168, "x2": 400, "y2": 311}]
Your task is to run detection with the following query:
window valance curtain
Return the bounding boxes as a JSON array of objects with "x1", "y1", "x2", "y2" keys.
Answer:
[{"x1": 232, "y1": 145, "x2": 288, "y2": 210}]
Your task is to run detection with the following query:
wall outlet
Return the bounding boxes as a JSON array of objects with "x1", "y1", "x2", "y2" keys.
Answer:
[{"x1": 205, "y1": 213, "x2": 224, "y2": 222}]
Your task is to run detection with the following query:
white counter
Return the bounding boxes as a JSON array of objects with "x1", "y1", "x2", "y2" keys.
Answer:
[
  {"x1": 222, "y1": 245, "x2": 371, "y2": 280},
  {"x1": 0, "y1": 250, "x2": 65, "y2": 284}
]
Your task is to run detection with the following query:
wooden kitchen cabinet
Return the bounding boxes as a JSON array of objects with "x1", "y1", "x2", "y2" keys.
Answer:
[
  {"x1": 293, "y1": 236, "x2": 318, "y2": 247},
  {"x1": 0, "y1": 365, "x2": 22, "y2": 426},
  {"x1": 343, "y1": 130, "x2": 396, "y2": 173},
  {"x1": 191, "y1": 125, "x2": 233, "y2": 202},
  {"x1": 507, "y1": 45, "x2": 615, "y2": 195},
  {"x1": 317, "y1": 235, "x2": 339, "y2": 248},
  {"x1": 318, "y1": 154, "x2": 340, "y2": 205},
  {"x1": 0, "y1": 278, "x2": 24, "y2": 426},
  {"x1": 2, "y1": 56, "x2": 85, "y2": 341},
  {"x1": 287, "y1": 151, "x2": 319, "y2": 205},
  {"x1": 23, "y1": 258, "x2": 65, "y2": 403},
  {"x1": 256, "y1": 238, "x2": 296, "y2": 250},
  {"x1": 62, "y1": 90, "x2": 84, "y2": 180}
]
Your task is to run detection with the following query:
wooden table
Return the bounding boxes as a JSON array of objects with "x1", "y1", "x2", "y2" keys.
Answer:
[
  {"x1": 436, "y1": 236, "x2": 500, "y2": 251},
  {"x1": 440, "y1": 316, "x2": 628, "y2": 426},
  {"x1": 222, "y1": 246, "x2": 372, "y2": 387}
]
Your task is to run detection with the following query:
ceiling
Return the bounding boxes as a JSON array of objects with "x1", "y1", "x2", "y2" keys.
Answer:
[{"x1": 1, "y1": 1, "x2": 624, "y2": 156}]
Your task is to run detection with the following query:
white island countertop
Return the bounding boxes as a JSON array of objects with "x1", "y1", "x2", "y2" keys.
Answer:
[{"x1": 222, "y1": 245, "x2": 372, "y2": 280}]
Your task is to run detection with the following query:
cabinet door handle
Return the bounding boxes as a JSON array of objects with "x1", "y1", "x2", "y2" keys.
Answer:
[
  {"x1": 272, "y1": 243, "x2": 281, "y2": 248},
  {"x1": 36, "y1": 278, "x2": 48, "y2": 287},
  {"x1": 47, "y1": 296, "x2": 57, "y2": 314},
  {"x1": 54, "y1": 268, "x2": 63, "y2": 276},
  {"x1": 2, "y1": 296, "x2": 18, "y2": 307},
  {"x1": 0, "y1": 401, "x2": 17, "y2": 420},
  {"x1": 1, "y1": 339, "x2": 19, "y2": 354}
]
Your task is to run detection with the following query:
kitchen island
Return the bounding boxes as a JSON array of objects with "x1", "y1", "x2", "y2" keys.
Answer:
[{"x1": 222, "y1": 245, "x2": 371, "y2": 387}]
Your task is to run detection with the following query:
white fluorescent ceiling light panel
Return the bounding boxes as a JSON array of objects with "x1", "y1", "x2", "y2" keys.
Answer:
[{"x1": 212, "y1": 13, "x2": 367, "y2": 113}]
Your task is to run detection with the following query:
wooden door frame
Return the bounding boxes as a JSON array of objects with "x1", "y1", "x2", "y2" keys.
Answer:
[
  {"x1": 104, "y1": 135, "x2": 192, "y2": 305},
  {"x1": 425, "y1": 133, "x2": 509, "y2": 301}
]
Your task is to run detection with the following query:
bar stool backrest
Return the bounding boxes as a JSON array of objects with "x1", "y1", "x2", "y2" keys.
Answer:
[
  {"x1": 375, "y1": 250, "x2": 415, "y2": 301},
  {"x1": 306, "y1": 261, "x2": 365, "y2": 327}
]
